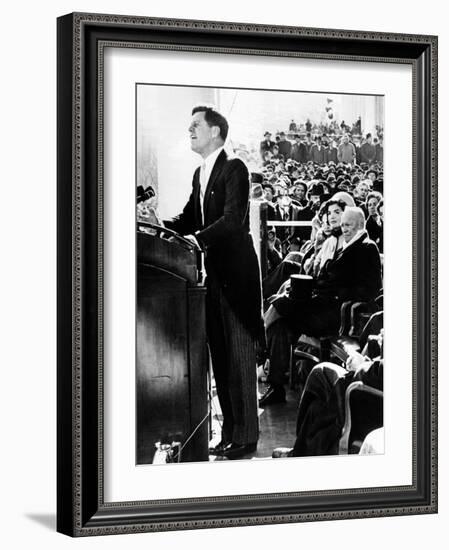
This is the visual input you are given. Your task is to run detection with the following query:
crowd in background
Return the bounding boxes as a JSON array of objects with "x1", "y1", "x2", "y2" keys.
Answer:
[{"x1": 248, "y1": 124, "x2": 384, "y2": 274}]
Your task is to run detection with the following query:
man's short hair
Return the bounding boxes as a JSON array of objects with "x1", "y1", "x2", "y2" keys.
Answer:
[
  {"x1": 366, "y1": 132, "x2": 372, "y2": 139},
  {"x1": 192, "y1": 105, "x2": 229, "y2": 141}
]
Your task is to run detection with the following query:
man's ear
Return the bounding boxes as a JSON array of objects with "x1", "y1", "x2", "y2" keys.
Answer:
[{"x1": 212, "y1": 126, "x2": 220, "y2": 139}]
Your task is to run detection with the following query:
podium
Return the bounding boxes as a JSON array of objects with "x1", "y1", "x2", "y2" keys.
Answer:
[{"x1": 136, "y1": 225, "x2": 208, "y2": 464}]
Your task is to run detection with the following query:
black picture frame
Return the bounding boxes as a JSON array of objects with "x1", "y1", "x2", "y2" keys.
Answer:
[{"x1": 57, "y1": 12, "x2": 438, "y2": 536}]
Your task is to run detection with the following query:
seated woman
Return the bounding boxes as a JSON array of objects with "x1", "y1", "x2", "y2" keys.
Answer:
[
  {"x1": 304, "y1": 198, "x2": 347, "y2": 276},
  {"x1": 365, "y1": 193, "x2": 384, "y2": 252}
]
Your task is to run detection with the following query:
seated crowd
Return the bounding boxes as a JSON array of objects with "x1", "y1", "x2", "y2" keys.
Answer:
[{"x1": 249, "y1": 126, "x2": 384, "y2": 457}]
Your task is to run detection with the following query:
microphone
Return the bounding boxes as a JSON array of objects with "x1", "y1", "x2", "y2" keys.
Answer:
[{"x1": 137, "y1": 185, "x2": 155, "y2": 204}]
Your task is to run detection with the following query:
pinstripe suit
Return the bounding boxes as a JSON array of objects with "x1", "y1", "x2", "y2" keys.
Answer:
[{"x1": 165, "y1": 149, "x2": 262, "y2": 446}]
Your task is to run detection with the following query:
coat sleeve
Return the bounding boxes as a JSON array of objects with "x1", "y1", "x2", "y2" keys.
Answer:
[{"x1": 196, "y1": 159, "x2": 250, "y2": 247}]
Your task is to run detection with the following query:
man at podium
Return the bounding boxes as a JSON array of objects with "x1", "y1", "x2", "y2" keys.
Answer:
[{"x1": 164, "y1": 105, "x2": 263, "y2": 460}]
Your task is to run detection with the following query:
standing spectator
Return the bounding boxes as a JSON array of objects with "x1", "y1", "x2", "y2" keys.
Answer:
[
  {"x1": 337, "y1": 134, "x2": 356, "y2": 164},
  {"x1": 311, "y1": 137, "x2": 325, "y2": 164},
  {"x1": 305, "y1": 118, "x2": 312, "y2": 132},
  {"x1": 291, "y1": 134, "x2": 307, "y2": 163},
  {"x1": 360, "y1": 133, "x2": 377, "y2": 165},
  {"x1": 355, "y1": 137, "x2": 362, "y2": 165},
  {"x1": 304, "y1": 132, "x2": 314, "y2": 162},
  {"x1": 271, "y1": 144, "x2": 284, "y2": 161},
  {"x1": 374, "y1": 137, "x2": 384, "y2": 162},
  {"x1": 322, "y1": 138, "x2": 330, "y2": 164},
  {"x1": 260, "y1": 131, "x2": 275, "y2": 158},
  {"x1": 327, "y1": 139, "x2": 338, "y2": 163},
  {"x1": 289, "y1": 119, "x2": 298, "y2": 132},
  {"x1": 278, "y1": 131, "x2": 292, "y2": 160},
  {"x1": 271, "y1": 192, "x2": 302, "y2": 254}
]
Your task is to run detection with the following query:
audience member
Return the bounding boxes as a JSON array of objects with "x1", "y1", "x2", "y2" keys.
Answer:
[
  {"x1": 359, "y1": 133, "x2": 377, "y2": 165},
  {"x1": 278, "y1": 131, "x2": 292, "y2": 160},
  {"x1": 337, "y1": 134, "x2": 356, "y2": 164}
]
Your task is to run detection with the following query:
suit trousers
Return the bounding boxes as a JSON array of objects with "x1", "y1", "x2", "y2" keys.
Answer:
[{"x1": 206, "y1": 278, "x2": 259, "y2": 446}]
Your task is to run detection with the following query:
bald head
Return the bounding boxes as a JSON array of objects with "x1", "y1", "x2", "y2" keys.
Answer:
[{"x1": 341, "y1": 207, "x2": 365, "y2": 243}]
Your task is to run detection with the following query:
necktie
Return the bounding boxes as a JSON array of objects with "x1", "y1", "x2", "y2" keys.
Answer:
[{"x1": 199, "y1": 162, "x2": 206, "y2": 224}]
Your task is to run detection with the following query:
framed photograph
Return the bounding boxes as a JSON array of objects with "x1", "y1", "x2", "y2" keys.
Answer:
[{"x1": 57, "y1": 12, "x2": 437, "y2": 536}]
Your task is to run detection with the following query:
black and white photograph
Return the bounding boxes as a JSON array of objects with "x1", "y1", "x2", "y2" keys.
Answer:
[
  {"x1": 136, "y1": 84, "x2": 385, "y2": 465},
  {"x1": 49, "y1": 5, "x2": 438, "y2": 540}
]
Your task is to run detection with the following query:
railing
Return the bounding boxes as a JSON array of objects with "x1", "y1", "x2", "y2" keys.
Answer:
[{"x1": 267, "y1": 221, "x2": 313, "y2": 227}]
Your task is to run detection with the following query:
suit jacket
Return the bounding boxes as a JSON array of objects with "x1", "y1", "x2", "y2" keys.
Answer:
[
  {"x1": 270, "y1": 203, "x2": 302, "y2": 243},
  {"x1": 278, "y1": 140, "x2": 292, "y2": 160},
  {"x1": 360, "y1": 142, "x2": 377, "y2": 164},
  {"x1": 165, "y1": 150, "x2": 263, "y2": 339},
  {"x1": 311, "y1": 144, "x2": 325, "y2": 164},
  {"x1": 260, "y1": 139, "x2": 275, "y2": 156},
  {"x1": 291, "y1": 142, "x2": 307, "y2": 163},
  {"x1": 315, "y1": 230, "x2": 382, "y2": 303}
]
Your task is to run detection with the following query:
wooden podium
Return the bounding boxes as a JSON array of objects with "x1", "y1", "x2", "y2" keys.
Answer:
[{"x1": 136, "y1": 225, "x2": 208, "y2": 464}]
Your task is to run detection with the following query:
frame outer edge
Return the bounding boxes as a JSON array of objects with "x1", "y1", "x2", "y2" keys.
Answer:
[
  {"x1": 57, "y1": 13, "x2": 77, "y2": 537},
  {"x1": 58, "y1": 12, "x2": 438, "y2": 536}
]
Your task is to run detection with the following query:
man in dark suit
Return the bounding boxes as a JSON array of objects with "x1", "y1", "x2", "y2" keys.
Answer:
[
  {"x1": 259, "y1": 207, "x2": 382, "y2": 406},
  {"x1": 310, "y1": 137, "x2": 325, "y2": 164},
  {"x1": 260, "y1": 131, "x2": 275, "y2": 159},
  {"x1": 165, "y1": 106, "x2": 263, "y2": 459},
  {"x1": 269, "y1": 193, "x2": 302, "y2": 255},
  {"x1": 278, "y1": 131, "x2": 292, "y2": 160},
  {"x1": 291, "y1": 134, "x2": 307, "y2": 163}
]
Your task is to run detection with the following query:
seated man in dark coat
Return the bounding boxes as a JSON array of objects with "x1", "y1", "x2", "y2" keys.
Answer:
[{"x1": 259, "y1": 207, "x2": 382, "y2": 406}]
